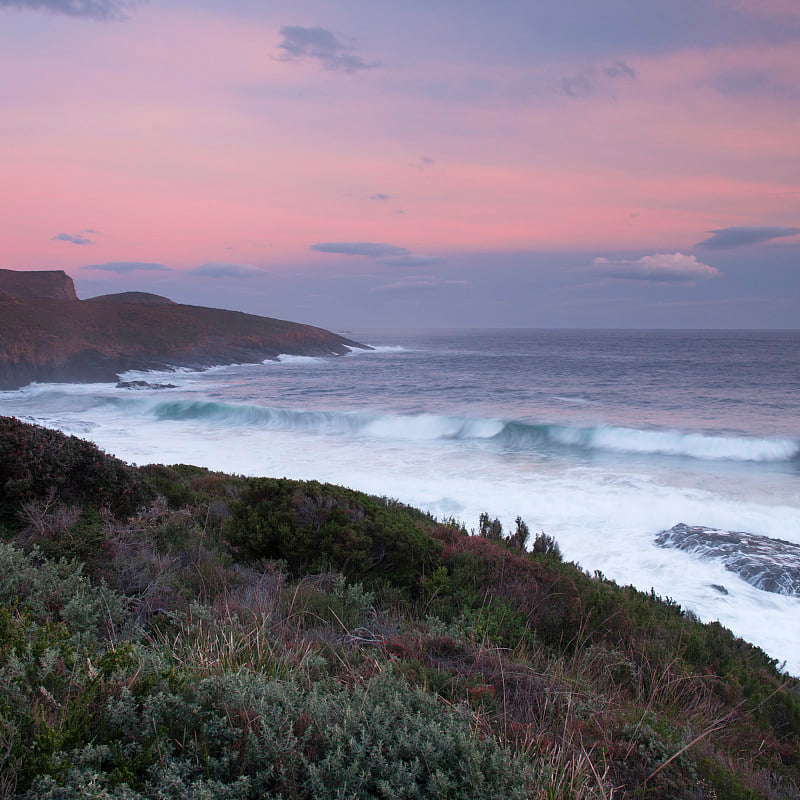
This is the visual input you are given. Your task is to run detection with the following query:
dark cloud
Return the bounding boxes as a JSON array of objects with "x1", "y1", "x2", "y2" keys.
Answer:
[
  {"x1": 312, "y1": 241, "x2": 444, "y2": 268},
  {"x1": 591, "y1": 252, "x2": 721, "y2": 283},
  {"x1": 603, "y1": 60, "x2": 637, "y2": 80},
  {"x1": 52, "y1": 232, "x2": 94, "y2": 245},
  {"x1": 369, "y1": 193, "x2": 391, "y2": 201},
  {"x1": 277, "y1": 25, "x2": 380, "y2": 73},
  {"x1": 377, "y1": 254, "x2": 445, "y2": 268},
  {"x1": 408, "y1": 156, "x2": 436, "y2": 170},
  {"x1": 82, "y1": 261, "x2": 170, "y2": 273},
  {"x1": 560, "y1": 73, "x2": 593, "y2": 99},
  {"x1": 0, "y1": 0, "x2": 134, "y2": 19},
  {"x1": 311, "y1": 242, "x2": 411, "y2": 258},
  {"x1": 190, "y1": 262, "x2": 266, "y2": 278},
  {"x1": 560, "y1": 60, "x2": 637, "y2": 99},
  {"x1": 696, "y1": 226, "x2": 800, "y2": 249}
]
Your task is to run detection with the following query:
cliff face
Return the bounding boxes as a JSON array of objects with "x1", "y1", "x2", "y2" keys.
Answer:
[
  {"x1": 0, "y1": 268, "x2": 78, "y2": 301},
  {"x1": 0, "y1": 270, "x2": 365, "y2": 389}
]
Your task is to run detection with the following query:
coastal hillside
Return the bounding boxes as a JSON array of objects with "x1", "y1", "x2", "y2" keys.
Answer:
[
  {"x1": 0, "y1": 269, "x2": 364, "y2": 389},
  {"x1": 1, "y1": 415, "x2": 798, "y2": 799}
]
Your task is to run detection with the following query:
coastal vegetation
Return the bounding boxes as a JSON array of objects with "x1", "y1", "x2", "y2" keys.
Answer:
[{"x1": 1, "y1": 415, "x2": 798, "y2": 799}]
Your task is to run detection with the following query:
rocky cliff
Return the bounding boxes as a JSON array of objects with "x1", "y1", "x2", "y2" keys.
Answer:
[
  {"x1": 0, "y1": 268, "x2": 78, "y2": 301},
  {"x1": 0, "y1": 270, "x2": 365, "y2": 389}
]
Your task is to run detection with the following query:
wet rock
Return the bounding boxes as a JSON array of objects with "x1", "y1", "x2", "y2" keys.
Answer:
[
  {"x1": 116, "y1": 380, "x2": 177, "y2": 390},
  {"x1": 656, "y1": 523, "x2": 800, "y2": 597}
]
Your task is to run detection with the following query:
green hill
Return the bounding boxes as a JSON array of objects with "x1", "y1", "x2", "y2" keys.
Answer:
[{"x1": 1, "y1": 415, "x2": 798, "y2": 799}]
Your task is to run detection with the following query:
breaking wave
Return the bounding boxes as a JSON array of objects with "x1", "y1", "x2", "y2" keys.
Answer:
[
  {"x1": 498, "y1": 422, "x2": 800, "y2": 463},
  {"x1": 145, "y1": 399, "x2": 799, "y2": 463}
]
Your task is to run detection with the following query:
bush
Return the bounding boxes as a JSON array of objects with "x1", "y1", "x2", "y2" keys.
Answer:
[
  {"x1": 225, "y1": 478, "x2": 441, "y2": 590},
  {"x1": 0, "y1": 542, "x2": 128, "y2": 643},
  {"x1": 0, "y1": 416, "x2": 154, "y2": 530},
  {"x1": 98, "y1": 666, "x2": 533, "y2": 800},
  {"x1": 531, "y1": 531, "x2": 562, "y2": 560}
]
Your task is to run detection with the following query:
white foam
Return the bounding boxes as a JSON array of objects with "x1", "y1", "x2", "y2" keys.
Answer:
[
  {"x1": 361, "y1": 413, "x2": 504, "y2": 441},
  {"x1": 552, "y1": 395, "x2": 592, "y2": 406},
  {"x1": 274, "y1": 354, "x2": 326, "y2": 365},
  {"x1": 552, "y1": 425, "x2": 799, "y2": 462}
]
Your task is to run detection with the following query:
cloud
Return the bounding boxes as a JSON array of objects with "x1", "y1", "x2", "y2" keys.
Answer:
[
  {"x1": 377, "y1": 254, "x2": 445, "y2": 268},
  {"x1": 277, "y1": 25, "x2": 379, "y2": 73},
  {"x1": 409, "y1": 155, "x2": 436, "y2": 170},
  {"x1": 603, "y1": 60, "x2": 637, "y2": 80},
  {"x1": 312, "y1": 241, "x2": 445, "y2": 268},
  {"x1": 375, "y1": 276, "x2": 471, "y2": 292},
  {"x1": 560, "y1": 59, "x2": 637, "y2": 99},
  {"x1": 311, "y1": 242, "x2": 411, "y2": 258},
  {"x1": 560, "y1": 74, "x2": 594, "y2": 99},
  {"x1": 713, "y1": 68, "x2": 800, "y2": 101},
  {"x1": 369, "y1": 193, "x2": 391, "y2": 201},
  {"x1": 591, "y1": 252, "x2": 721, "y2": 283},
  {"x1": 0, "y1": 0, "x2": 133, "y2": 19},
  {"x1": 696, "y1": 225, "x2": 800, "y2": 249},
  {"x1": 82, "y1": 261, "x2": 170, "y2": 273},
  {"x1": 52, "y1": 232, "x2": 94, "y2": 245},
  {"x1": 189, "y1": 262, "x2": 266, "y2": 278}
]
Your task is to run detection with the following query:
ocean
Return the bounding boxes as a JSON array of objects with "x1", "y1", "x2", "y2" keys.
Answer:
[{"x1": 2, "y1": 329, "x2": 799, "y2": 672}]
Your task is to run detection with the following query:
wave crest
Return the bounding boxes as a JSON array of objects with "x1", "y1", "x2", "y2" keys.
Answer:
[{"x1": 146, "y1": 400, "x2": 799, "y2": 463}]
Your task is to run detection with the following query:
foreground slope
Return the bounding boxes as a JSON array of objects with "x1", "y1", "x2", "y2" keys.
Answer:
[
  {"x1": 1, "y1": 415, "x2": 798, "y2": 799},
  {"x1": 0, "y1": 269, "x2": 364, "y2": 389}
]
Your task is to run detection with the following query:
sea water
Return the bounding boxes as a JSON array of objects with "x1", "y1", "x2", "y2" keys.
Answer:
[{"x1": 2, "y1": 329, "x2": 799, "y2": 672}]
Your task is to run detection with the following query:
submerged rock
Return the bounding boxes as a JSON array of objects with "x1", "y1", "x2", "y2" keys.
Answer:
[
  {"x1": 656, "y1": 523, "x2": 800, "y2": 597},
  {"x1": 116, "y1": 380, "x2": 177, "y2": 390}
]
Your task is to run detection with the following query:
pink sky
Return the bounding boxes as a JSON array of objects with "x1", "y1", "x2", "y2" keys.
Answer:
[{"x1": 1, "y1": 0, "x2": 798, "y2": 326}]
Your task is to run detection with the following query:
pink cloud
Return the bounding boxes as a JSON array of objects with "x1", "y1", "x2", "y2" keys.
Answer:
[{"x1": 591, "y1": 252, "x2": 721, "y2": 283}]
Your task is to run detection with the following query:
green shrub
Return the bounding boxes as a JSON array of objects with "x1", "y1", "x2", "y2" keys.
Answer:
[
  {"x1": 531, "y1": 530, "x2": 562, "y2": 560},
  {"x1": 0, "y1": 542, "x2": 129, "y2": 643},
  {"x1": 225, "y1": 478, "x2": 441, "y2": 589},
  {"x1": 139, "y1": 464, "x2": 245, "y2": 510},
  {"x1": 0, "y1": 416, "x2": 154, "y2": 530},
  {"x1": 293, "y1": 574, "x2": 376, "y2": 631},
  {"x1": 98, "y1": 666, "x2": 532, "y2": 800}
]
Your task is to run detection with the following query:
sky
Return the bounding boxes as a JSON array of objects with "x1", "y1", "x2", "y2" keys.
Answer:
[{"x1": 1, "y1": 0, "x2": 799, "y2": 328}]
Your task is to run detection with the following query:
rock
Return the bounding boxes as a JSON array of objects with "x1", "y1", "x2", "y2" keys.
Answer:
[
  {"x1": 116, "y1": 380, "x2": 177, "y2": 390},
  {"x1": 656, "y1": 523, "x2": 800, "y2": 597}
]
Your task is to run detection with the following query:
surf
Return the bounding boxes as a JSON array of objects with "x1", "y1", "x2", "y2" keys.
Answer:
[{"x1": 139, "y1": 398, "x2": 800, "y2": 464}]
